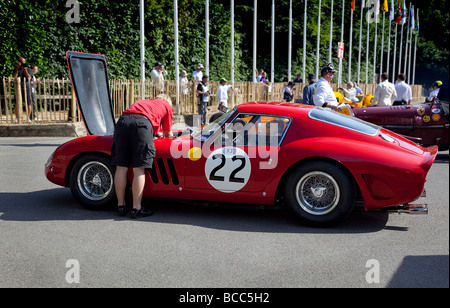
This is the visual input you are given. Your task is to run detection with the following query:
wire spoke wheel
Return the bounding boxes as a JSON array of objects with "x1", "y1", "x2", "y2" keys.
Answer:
[
  {"x1": 295, "y1": 171, "x2": 340, "y2": 216},
  {"x1": 77, "y1": 161, "x2": 113, "y2": 201},
  {"x1": 284, "y1": 161, "x2": 356, "y2": 226}
]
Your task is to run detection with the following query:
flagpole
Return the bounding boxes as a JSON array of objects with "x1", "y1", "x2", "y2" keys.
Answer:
[
  {"x1": 338, "y1": 0, "x2": 345, "y2": 86},
  {"x1": 231, "y1": 0, "x2": 235, "y2": 107},
  {"x1": 398, "y1": 22, "x2": 404, "y2": 75},
  {"x1": 174, "y1": 0, "x2": 180, "y2": 113},
  {"x1": 412, "y1": 8, "x2": 418, "y2": 85},
  {"x1": 386, "y1": 0, "x2": 393, "y2": 79},
  {"x1": 403, "y1": 2, "x2": 409, "y2": 76},
  {"x1": 139, "y1": 0, "x2": 145, "y2": 99},
  {"x1": 302, "y1": 0, "x2": 307, "y2": 83},
  {"x1": 328, "y1": 0, "x2": 334, "y2": 64},
  {"x1": 253, "y1": 0, "x2": 257, "y2": 91},
  {"x1": 407, "y1": 5, "x2": 414, "y2": 83},
  {"x1": 205, "y1": 0, "x2": 210, "y2": 76},
  {"x1": 315, "y1": 0, "x2": 322, "y2": 78},
  {"x1": 271, "y1": 0, "x2": 275, "y2": 88},
  {"x1": 348, "y1": 1, "x2": 354, "y2": 82},
  {"x1": 392, "y1": 22, "x2": 397, "y2": 83},
  {"x1": 288, "y1": 0, "x2": 293, "y2": 81},
  {"x1": 357, "y1": 0, "x2": 364, "y2": 83},
  {"x1": 365, "y1": 2, "x2": 370, "y2": 84},
  {"x1": 379, "y1": 12, "x2": 385, "y2": 77},
  {"x1": 372, "y1": 0, "x2": 379, "y2": 84}
]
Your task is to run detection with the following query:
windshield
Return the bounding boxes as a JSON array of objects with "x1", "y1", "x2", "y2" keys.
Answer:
[
  {"x1": 309, "y1": 107, "x2": 380, "y2": 136},
  {"x1": 192, "y1": 109, "x2": 235, "y2": 142}
]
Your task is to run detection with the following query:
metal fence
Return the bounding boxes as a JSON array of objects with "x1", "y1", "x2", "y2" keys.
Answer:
[{"x1": 1, "y1": 77, "x2": 423, "y2": 125}]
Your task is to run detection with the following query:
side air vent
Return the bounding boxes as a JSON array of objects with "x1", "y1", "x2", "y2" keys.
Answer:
[{"x1": 148, "y1": 158, "x2": 179, "y2": 185}]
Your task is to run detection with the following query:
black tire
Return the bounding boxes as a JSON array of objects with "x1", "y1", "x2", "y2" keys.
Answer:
[
  {"x1": 284, "y1": 161, "x2": 356, "y2": 227},
  {"x1": 209, "y1": 111, "x2": 225, "y2": 124},
  {"x1": 69, "y1": 153, "x2": 116, "y2": 210}
]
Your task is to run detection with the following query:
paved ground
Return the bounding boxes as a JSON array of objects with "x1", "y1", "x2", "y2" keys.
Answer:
[{"x1": 0, "y1": 137, "x2": 448, "y2": 290}]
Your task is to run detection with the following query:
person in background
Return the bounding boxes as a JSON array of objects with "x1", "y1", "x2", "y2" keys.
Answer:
[
  {"x1": 373, "y1": 72, "x2": 397, "y2": 107},
  {"x1": 192, "y1": 64, "x2": 204, "y2": 82},
  {"x1": 302, "y1": 73, "x2": 316, "y2": 105},
  {"x1": 437, "y1": 80, "x2": 449, "y2": 121},
  {"x1": 354, "y1": 81, "x2": 363, "y2": 96},
  {"x1": 427, "y1": 80, "x2": 442, "y2": 101},
  {"x1": 282, "y1": 81, "x2": 295, "y2": 102},
  {"x1": 339, "y1": 82, "x2": 359, "y2": 103},
  {"x1": 112, "y1": 94, "x2": 173, "y2": 219},
  {"x1": 12, "y1": 57, "x2": 34, "y2": 123},
  {"x1": 293, "y1": 73, "x2": 303, "y2": 84},
  {"x1": 150, "y1": 62, "x2": 167, "y2": 92},
  {"x1": 30, "y1": 65, "x2": 39, "y2": 121},
  {"x1": 217, "y1": 78, "x2": 233, "y2": 112},
  {"x1": 394, "y1": 73, "x2": 412, "y2": 105},
  {"x1": 197, "y1": 75, "x2": 210, "y2": 125},
  {"x1": 313, "y1": 63, "x2": 340, "y2": 110},
  {"x1": 180, "y1": 70, "x2": 189, "y2": 95}
]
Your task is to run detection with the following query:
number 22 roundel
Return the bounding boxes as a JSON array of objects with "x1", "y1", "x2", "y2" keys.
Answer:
[{"x1": 205, "y1": 147, "x2": 251, "y2": 193}]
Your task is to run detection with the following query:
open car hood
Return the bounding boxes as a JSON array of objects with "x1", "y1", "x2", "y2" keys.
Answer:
[{"x1": 66, "y1": 51, "x2": 115, "y2": 136}]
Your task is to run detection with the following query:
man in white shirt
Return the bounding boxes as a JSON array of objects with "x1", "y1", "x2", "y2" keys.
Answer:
[
  {"x1": 150, "y1": 62, "x2": 167, "y2": 92},
  {"x1": 217, "y1": 78, "x2": 233, "y2": 112},
  {"x1": 394, "y1": 73, "x2": 412, "y2": 105},
  {"x1": 313, "y1": 63, "x2": 339, "y2": 110},
  {"x1": 373, "y1": 72, "x2": 397, "y2": 107},
  {"x1": 192, "y1": 64, "x2": 204, "y2": 82}
]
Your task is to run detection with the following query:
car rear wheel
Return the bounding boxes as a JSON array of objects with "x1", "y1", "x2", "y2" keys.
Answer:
[
  {"x1": 284, "y1": 161, "x2": 356, "y2": 227},
  {"x1": 70, "y1": 153, "x2": 116, "y2": 210}
]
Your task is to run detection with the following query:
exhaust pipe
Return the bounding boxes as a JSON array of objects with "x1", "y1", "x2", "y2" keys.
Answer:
[{"x1": 385, "y1": 204, "x2": 428, "y2": 215}]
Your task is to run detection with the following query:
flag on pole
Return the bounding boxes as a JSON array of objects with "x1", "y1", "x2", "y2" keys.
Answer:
[
  {"x1": 382, "y1": 0, "x2": 388, "y2": 13},
  {"x1": 401, "y1": 0, "x2": 407, "y2": 25},
  {"x1": 408, "y1": 3, "x2": 414, "y2": 28},
  {"x1": 394, "y1": 0, "x2": 402, "y2": 23},
  {"x1": 416, "y1": 9, "x2": 420, "y2": 35},
  {"x1": 389, "y1": 0, "x2": 394, "y2": 21},
  {"x1": 351, "y1": 0, "x2": 355, "y2": 11}
]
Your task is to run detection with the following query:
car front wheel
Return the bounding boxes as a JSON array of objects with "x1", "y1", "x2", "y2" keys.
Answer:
[
  {"x1": 70, "y1": 153, "x2": 116, "y2": 210},
  {"x1": 284, "y1": 161, "x2": 356, "y2": 227}
]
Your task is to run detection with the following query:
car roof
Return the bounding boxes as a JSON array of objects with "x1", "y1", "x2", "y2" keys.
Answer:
[{"x1": 235, "y1": 101, "x2": 313, "y2": 118}]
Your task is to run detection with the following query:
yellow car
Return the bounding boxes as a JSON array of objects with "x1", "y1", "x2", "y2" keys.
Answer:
[{"x1": 334, "y1": 92, "x2": 377, "y2": 107}]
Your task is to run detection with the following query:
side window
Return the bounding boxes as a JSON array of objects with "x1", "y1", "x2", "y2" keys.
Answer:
[{"x1": 223, "y1": 114, "x2": 290, "y2": 146}]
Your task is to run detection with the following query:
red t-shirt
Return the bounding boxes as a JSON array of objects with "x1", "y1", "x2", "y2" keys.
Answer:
[{"x1": 122, "y1": 99, "x2": 173, "y2": 135}]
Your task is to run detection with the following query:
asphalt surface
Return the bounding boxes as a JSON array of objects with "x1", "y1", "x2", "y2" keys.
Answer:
[{"x1": 0, "y1": 137, "x2": 448, "y2": 289}]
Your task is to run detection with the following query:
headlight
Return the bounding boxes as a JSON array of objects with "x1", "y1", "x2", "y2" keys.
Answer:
[{"x1": 45, "y1": 150, "x2": 55, "y2": 167}]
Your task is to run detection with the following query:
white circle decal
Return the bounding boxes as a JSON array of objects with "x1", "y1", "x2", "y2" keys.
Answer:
[{"x1": 205, "y1": 147, "x2": 251, "y2": 193}]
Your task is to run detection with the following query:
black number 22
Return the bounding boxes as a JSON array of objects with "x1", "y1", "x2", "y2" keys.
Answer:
[{"x1": 209, "y1": 154, "x2": 246, "y2": 183}]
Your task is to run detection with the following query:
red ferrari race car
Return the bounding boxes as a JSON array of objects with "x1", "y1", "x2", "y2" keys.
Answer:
[{"x1": 45, "y1": 52, "x2": 437, "y2": 226}]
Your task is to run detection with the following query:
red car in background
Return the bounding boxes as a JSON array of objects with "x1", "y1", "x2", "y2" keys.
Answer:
[
  {"x1": 353, "y1": 102, "x2": 449, "y2": 151},
  {"x1": 44, "y1": 52, "x2": 437, "y2": 226}
]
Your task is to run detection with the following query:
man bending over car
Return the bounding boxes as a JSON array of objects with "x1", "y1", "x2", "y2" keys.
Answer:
[{"x1": 111, "y1": 94, "x2": 173, "y2": 218}]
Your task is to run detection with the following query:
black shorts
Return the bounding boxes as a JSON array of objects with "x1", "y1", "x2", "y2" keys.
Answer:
[{"x1": 111, "y1": 114, "x2": 155, "y2": 169}]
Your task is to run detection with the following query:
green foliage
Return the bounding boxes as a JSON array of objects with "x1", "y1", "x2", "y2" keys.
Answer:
[{"x1": 0, "y1": 0, "x2": 447, "y2": 85}]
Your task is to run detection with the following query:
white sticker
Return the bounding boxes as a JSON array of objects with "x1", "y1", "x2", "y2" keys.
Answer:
[{"x1": 205, "y1": 147, "x2": 251, "y2": 193}]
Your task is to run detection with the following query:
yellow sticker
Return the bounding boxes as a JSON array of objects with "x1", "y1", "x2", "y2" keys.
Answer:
[
  {"x1": 417, "y1": 107, "x2": 426, "y2": 116},
  {"x1": 188, "y1": 147, "x2": 202, "y2": 161},
  {"x1": 423, "y1": 115, "x2": 431, "y2": 122}
]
